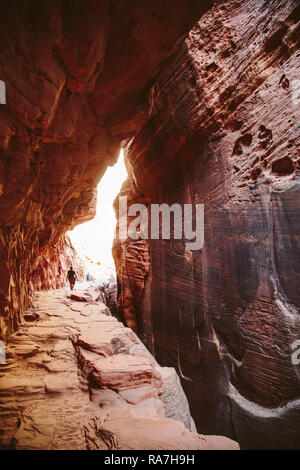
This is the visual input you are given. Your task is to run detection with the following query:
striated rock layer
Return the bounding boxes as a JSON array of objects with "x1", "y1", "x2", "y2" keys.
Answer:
[
  {"x1": 0, "y1": 289, "x2": 238, "y2": 450},
  {"x1": 0, "y1": 232, "x2": 84, "y2": 339},
  {"x1": 0, "y1": 0, "x2": 212, "y2": 339},
  {"x1": 0, "y1": 0, "x2": 299, "y2": 451},
  {"x1": 113, "y1": 0, "x2": 300, "y2": 450}
]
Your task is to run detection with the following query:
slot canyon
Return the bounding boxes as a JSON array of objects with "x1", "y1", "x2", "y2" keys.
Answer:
[{"x1": 0, "y1": 0, "x2": 299, "y2": 451}]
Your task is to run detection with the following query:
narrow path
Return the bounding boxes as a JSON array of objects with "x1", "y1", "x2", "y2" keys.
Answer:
[{"x1": 0, "y1": 289, "x2": 238, "y2": 450}]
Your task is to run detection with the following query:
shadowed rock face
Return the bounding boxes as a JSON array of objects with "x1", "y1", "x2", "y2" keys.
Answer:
[
  {"x1": 0, "y1": 0, "x2": 299, "y2": 451},
  {"x1": 113, "y1": 0, "x2": 300, "y2": 450},
  {"x1": 0, "y1": 0, "x2": 212, "y2": 339}
]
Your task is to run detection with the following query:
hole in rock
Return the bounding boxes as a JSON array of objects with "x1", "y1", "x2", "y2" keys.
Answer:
[
  {"x1": 232, "y1": 134, "x2": 253, "y2": 156},
  {"x1": 251, "y1": 167, "x2": 262, "y2": 180},
  {"x1": 68, "y1": 149, "x2": 127, "y2": 285},
  {"x1": 264, "y1": 25, "x2": 288, "y2": 53},
  {"x1": 271, "y1": 156, "x2": 294, "y2": 176}
]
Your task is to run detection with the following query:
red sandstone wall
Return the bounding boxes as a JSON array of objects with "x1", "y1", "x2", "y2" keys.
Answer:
[
  {"x1": 0, "y1": 0, "x2": 299, "y2": 450},
  {"x1": 112, "y1": 178, "x2": 150, "y2": 333},
  {"x1": 0, "y1": 0, "x2": 209, "y2": 340},
  {"x1": 0, "y1": 232, "x2": 84, "y2": 339},
  {"x1": 113, "y1": 0, "x2": 300, "y2": 449}
]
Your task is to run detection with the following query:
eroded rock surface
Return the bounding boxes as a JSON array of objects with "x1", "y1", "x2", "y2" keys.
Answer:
[
  {"x1": 0, "y1": 289, "x2": 238, "y2": 450},
  {"x1": 113, "y1": 0, "x2": 300, "y2": 450},
  {"x1": 0, "y1": 0, "x2": 299, "y2": 451},
  {"x1": 0, "y1": 0, "x2": 212, "y2": 339}
]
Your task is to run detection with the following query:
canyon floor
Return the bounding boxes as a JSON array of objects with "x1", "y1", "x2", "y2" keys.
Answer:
[{"x1": 0, "y1": 288, "x2": 238, "y2": 450}]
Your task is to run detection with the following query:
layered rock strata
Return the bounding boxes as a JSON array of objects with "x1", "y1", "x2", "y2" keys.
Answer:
[
  {"x1": 0, "y1": 0, "x2": 212, "y2": 339},
  {"x1": 0, "y1": 289, "x2": 238, "y2": 450},
  {"x1": 0, "y1": 0, "x2": 299, "y2": 451},
  {"x1": 113, "y1": 0, "x2": 300, "y2": 450}
]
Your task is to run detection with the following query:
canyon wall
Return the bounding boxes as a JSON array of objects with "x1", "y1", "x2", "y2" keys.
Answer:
[
  {"x1": 0, "y1": 0, "x2": 299, "y2": 450},
  {"x1": 0, "y1": 0, "x2": 210, "y2": 339},
  {"x1": 113, "y1": 0, "x2": 300, "y2": 449}
]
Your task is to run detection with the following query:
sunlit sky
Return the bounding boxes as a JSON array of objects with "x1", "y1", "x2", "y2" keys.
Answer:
[{"x1": 68, "y1": 149, "x2": 127, "y2": 268}]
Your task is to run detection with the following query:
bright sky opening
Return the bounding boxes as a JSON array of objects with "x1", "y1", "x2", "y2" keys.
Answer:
[{"x1": 68, "y1": 149, "x2": 127, "y2": 274}]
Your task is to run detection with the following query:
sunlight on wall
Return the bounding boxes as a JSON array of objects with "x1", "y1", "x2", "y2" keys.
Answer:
[{"x1": 68, "y1": 149, "x2": 127, "y2": 278}]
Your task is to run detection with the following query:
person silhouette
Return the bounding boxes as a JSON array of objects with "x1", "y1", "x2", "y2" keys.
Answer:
[{"x1": 67, "y1": 266, "x2": 77, "y2": 290}]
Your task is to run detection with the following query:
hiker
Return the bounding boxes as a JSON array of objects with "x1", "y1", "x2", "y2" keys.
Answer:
[{"x1": 67, "y1": 266, "x2": 77, "y2": 290}]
